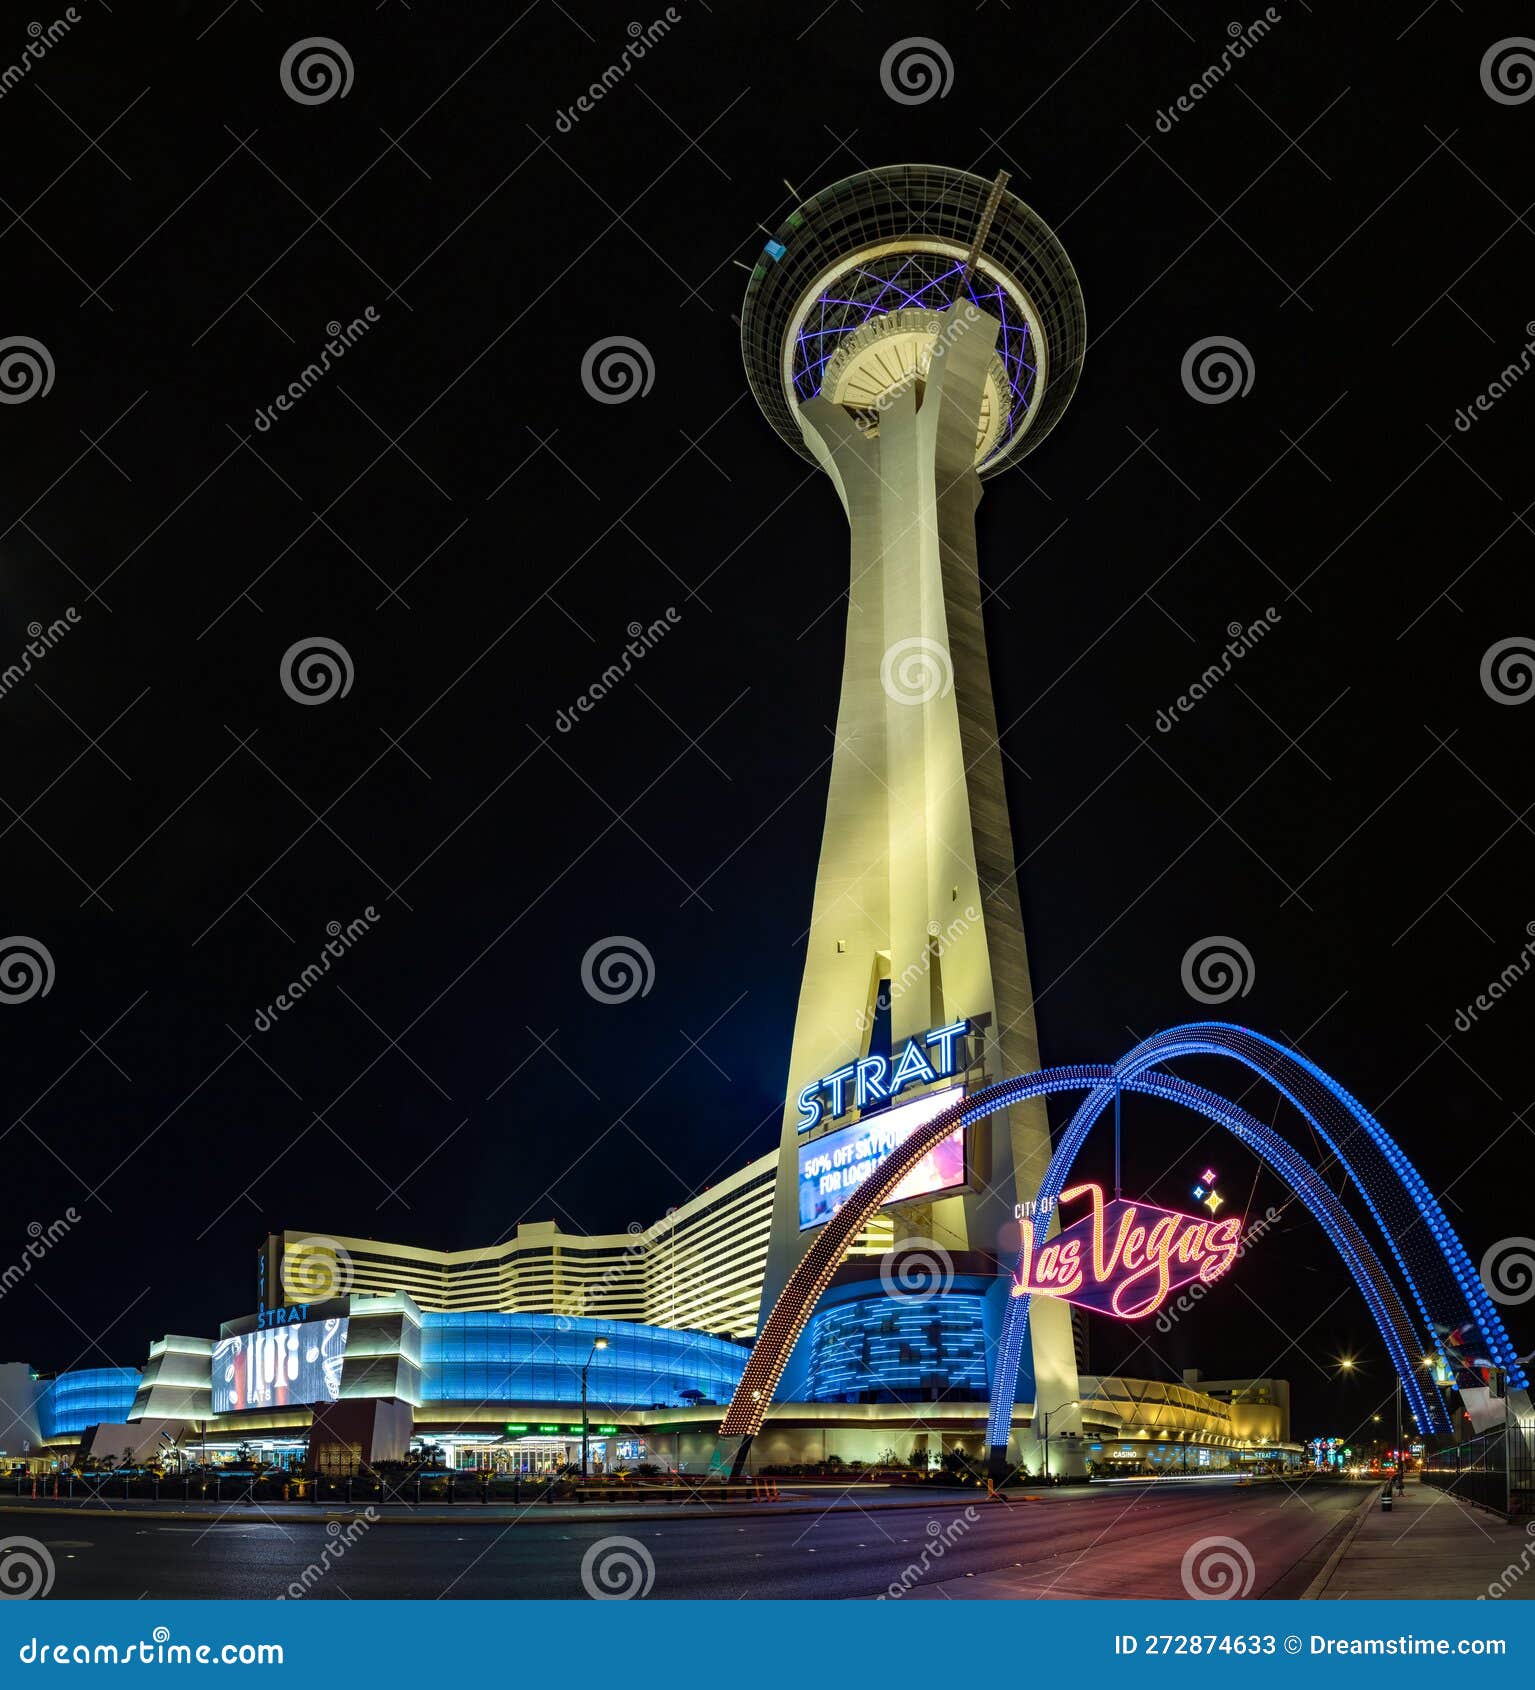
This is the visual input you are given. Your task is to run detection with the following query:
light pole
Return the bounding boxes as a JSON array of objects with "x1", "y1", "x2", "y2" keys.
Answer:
[
  {"x1": 580, "y1": 1337, "x2": 608, "y2": 1482},
  {"x1": 1394, "y1": 1371, "x2": 1405, "y2": 1494},
  {"x1": 1037, "y1": 1398, "x2": 1078, "y2": 1481}
]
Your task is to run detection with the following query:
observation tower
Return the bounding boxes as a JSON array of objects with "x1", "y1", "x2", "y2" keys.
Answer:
[{"x1": 741, "y1": 165, "x2": 1088, "y2": 1470}]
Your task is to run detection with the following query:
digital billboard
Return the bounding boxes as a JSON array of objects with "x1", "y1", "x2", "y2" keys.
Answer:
[
  {"x1": 797, "y1": 1085, "x2": 966, "y2": 1230},
  {"x1": 211, "y1": 1316, "x2": 348, "y2": 1414}
]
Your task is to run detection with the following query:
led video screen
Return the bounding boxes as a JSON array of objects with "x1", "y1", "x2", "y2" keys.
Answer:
[
  {"x1": 211, "y1": 1316, "x2": 348, "y2": 1414},
  {"x1": 797, "y1": 1085, "x2": 966, "y2": 1230}
]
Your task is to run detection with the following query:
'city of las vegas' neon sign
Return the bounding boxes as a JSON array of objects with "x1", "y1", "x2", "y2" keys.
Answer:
[
  {"x1": 1013, "y1": 1181, "x2": 1243, "y2": 1320},
  {"x1": 796, "y1": 1018, "x2": 971, "y2": 1133}
]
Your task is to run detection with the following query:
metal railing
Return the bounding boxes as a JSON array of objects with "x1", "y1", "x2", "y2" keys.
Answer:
[{"x1": 1421, "y1": 1418, "x2": 1535, "y2": 1519}]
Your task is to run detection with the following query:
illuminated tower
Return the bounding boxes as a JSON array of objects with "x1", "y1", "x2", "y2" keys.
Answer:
[{"x1": 741, "y1": 166, "x2": 1087, "y2": 1459}]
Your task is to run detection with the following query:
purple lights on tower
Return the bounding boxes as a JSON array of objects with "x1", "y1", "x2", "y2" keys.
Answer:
[{"x1": 790, "y1": 252, "x2": 1039, "y2": 463}]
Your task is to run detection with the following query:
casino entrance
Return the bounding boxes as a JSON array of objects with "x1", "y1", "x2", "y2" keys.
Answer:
[{"x1": 431, "y1": 1433, "x2": 611, "y2": 1475}]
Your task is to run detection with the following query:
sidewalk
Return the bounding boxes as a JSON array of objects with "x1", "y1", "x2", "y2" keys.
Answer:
[{"x1": 1308, "y1": 1483, "x2": 1535, "y2": 1600}]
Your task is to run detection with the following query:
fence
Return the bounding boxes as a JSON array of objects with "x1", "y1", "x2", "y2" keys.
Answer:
[{"x1": 1421, "y1": 1417, "x2": 1535, "y2": 1519}]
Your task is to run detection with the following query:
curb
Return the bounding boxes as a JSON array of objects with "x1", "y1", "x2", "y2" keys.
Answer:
[
  {"x1": 0, "y1": 1493, "x2": 1002, "y2": 1529},
  {"x1": 1299, "y1": 1484, "x2": 1380, "y2": 1600}
]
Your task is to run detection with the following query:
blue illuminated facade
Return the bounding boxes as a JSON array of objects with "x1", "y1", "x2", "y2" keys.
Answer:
[
  {"x1": 37, "y1": 1367, "x2": 141, "y2": 1438},
  {"x1": 803, "y1": 1288, "x2": 991, "y2": 1404},
  {"x1": 419, "y1": 1313, "x2": 746, "y2": 1409}
]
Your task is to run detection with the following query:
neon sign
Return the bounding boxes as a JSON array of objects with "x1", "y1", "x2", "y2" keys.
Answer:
[
  {"x1": 796, "y1": 1018, "x2": 972, "y2": 1133},
  {"x1": 1012, "y1": 1181, "x2": 1242, "y2": 1320}
]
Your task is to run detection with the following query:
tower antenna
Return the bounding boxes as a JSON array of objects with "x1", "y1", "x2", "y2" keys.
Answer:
[{"x1": 956, "y1": 169, "x2": 1011, "y2": 301}]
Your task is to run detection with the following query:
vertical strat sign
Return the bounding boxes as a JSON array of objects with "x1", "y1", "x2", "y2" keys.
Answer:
[{"x1": 1013, "y1": 1182, "x2": 1242, "y2": 1320}]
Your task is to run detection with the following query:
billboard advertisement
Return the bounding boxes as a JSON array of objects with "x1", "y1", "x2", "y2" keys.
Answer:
[
  {"x1": 797, "y1": 1085, "x2": 966, "y2": 1230},
  {"x1": 211, "y1": 1316, "x2": 349, "y2": 1414}
]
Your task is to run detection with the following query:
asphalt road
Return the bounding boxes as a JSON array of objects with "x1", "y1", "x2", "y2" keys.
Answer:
[{"x1": 8, "y1": 1478, "x2": 1366, "y2": 1599}]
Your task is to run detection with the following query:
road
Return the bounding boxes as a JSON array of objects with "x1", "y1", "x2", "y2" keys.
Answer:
[{"x1": 6, "y1": 1478, "x2": 1366, "y2": 1599}]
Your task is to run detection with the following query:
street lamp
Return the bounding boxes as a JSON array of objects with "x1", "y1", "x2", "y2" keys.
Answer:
[
  {"x1": 580, "y1": 1338, "x2": 609, "y2": 1482},
  {"x1": 1036, "y1": 1399, "x2": 1079, "y2": 1481}
]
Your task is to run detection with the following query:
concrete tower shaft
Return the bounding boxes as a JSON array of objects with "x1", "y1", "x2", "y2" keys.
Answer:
[
  {"x1": 754, "y1": 304, "x2": 1079, "y2": 1448},
  {"x1": 743, "y1": 168, "x2": 1085, "y2": 1472}
]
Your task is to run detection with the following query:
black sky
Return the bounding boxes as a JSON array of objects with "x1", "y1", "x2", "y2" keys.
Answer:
[{"x1": 3, "y1": 0, "x2": 1533, "y2": 1448}]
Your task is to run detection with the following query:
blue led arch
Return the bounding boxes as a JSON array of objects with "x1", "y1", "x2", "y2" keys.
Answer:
[{"x1": 1104, "y1": 1027, "x2": 1525, "y2": 1391}]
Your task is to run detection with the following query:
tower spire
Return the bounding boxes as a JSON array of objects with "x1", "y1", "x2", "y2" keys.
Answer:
[{"x1": 957, "y1": 168, "x2": 1011, "y2": 299}]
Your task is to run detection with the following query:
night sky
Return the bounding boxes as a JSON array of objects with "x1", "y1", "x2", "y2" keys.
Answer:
[{"x1": 3, "y1": 0, "x2": 1532, "y2": 1450}]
